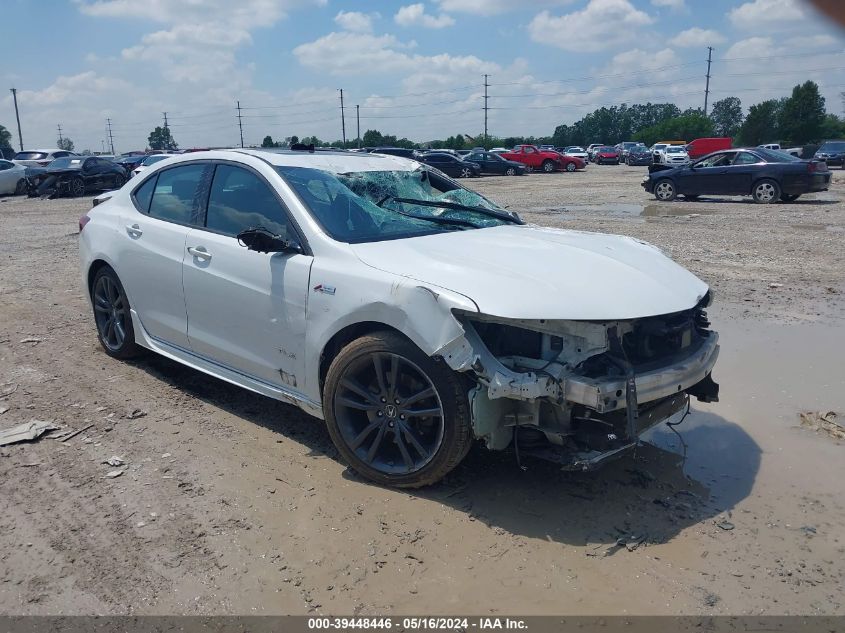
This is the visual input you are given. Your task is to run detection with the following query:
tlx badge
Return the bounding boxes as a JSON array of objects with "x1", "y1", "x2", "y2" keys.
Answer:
[{"x1": 313, "y1": 284, "x2": 336, "y2": 295}]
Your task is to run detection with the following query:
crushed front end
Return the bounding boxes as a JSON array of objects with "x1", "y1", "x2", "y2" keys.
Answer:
[{"x1": 438, "y1": 294, "x2": 719, "y2": 470}]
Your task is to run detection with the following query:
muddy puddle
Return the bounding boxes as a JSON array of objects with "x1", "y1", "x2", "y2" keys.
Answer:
[{"x1": 529, "y1": 202, "x2": 715, "y2": 220}]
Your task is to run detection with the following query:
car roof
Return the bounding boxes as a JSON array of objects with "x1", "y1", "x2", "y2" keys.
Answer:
[
  {"x1": 150, "y1": 148, "x2": 421, "y2": 173},
  {"x1": 20, "y1": 148, "x2": 72, "y2": 153}
]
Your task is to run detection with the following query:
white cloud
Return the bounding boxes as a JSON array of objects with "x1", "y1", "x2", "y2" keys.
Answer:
[
  {"x1": 668, "y1": 27, "x2": 726, "y2": 47},
  {"x1": 723, "y1": 36, "x2": 774, "y2": 61},
  {"x1": 394, "y1": 4, "x2": 455, "y2": 29},
  {"x1": 728, "y1": 0, "x2": 804, "y2": 28},
  {"x1": 436, "y1": 0, "x2": 572, "y2": 15},
  {"x1": 651, "y1": 0, "x2": 685, "y2": 9},
  {"x1": 334, "y1": 10, "x2": 376, "y2": 33},
  {"x1": 528, "y1": 0, "x2": 653, "y2": 52}
]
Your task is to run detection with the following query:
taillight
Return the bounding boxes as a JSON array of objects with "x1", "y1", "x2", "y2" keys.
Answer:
[
  {"x1": 808, "y1": 161, "x2": 826, "y2": 173},
  {"x1": 79, "y1": 215, "x2": 90, "y2": 232}
]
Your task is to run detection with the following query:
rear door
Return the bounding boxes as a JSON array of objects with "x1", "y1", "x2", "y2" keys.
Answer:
[
  {"x1": 118, "y1": 162, "x2": 208, "y2": 348},
  {"x1": 182, "y1": 163, "x2": 312, "y2": 389}
]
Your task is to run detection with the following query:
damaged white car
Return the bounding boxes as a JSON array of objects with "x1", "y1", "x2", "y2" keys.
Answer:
[{"x1": 78, "y1": 149, "x2": 719, "y2": 487}]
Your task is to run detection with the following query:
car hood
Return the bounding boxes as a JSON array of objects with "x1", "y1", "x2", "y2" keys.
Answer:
[{"x1": 351, "y1": 224, "x2": 709, "y2": 320}]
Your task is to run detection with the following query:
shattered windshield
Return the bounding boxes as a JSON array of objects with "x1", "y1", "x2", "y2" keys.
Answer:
[{"x1": 277, "y1": 166, "x2": 520, "y2": 244}]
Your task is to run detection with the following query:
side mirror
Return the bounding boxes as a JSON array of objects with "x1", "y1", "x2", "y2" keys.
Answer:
[{"x1": 237, "y1": 227, "x2": 302, "y2": 254}]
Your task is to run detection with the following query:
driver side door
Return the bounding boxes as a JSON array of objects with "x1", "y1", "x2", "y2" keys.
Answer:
[{"x1": 182, "y1": 162, "x2": 313, "y2": 391}]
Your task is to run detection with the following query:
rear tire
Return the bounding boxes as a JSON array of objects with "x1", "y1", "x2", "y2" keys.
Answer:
[
  {"x1": 505, "y1": 167, "x2": 516, "y2": 176},
  {"x1": 459, "y1": 167, "x2": 472, "y2": 178},
  {"x1": 323, "y1": 332, "x2": 473, "y2": 488},
  {"x1": 565, "y1": 162, "x2": 576, "y2": 172},
  {"x1": 91, "y1": 267, "x2": 141, "y2": 360},
  {"x1": 70, "y1": 176, "x2": 85, "y2": 197},
  {"x1": 113, "y1": 174, "x2": 125, "y2": 188},
  {"x1": 752, "y1": 179, "x2": 781, "y2": 204},
  {"x1": 654, "y1": 179, "x2": 676, "y2": 201},
  {"x1": 14, "y1": 179, "x2": 27, "y2": 195}
]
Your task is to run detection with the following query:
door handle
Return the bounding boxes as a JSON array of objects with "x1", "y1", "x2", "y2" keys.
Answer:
[
  {"x1": 187, "y1": 246, "x2": 212, "y2": 261},
  {"x1": 125, "y1": 223, "x2": 143, "y2": 237}
]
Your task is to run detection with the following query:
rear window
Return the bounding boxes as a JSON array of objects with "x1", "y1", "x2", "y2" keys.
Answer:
[
  {"x1": 755, "y1": 148, "x2": 800, "y2": 163},
  {"x1": 148, "y1": 164, "x2": 206, "y2": 224},
  {"x1": 820, "y1": 141, "x2": 845, "y2": 152},
  {"x1": 14, "y1": 152, "x2": 47, "y2": 160},
  {"x1": 50, "y1": 157, "x2": 85, "y2": 168}
]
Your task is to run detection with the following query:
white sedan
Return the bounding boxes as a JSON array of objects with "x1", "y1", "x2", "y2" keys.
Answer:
[
  {"x1": 130, "y1": 154, "x2": 173, "y2": 178},
  {"x1": 0, "y1": 159, "x2": 28, "y2": 195},
  {"x1": 78, "y1": 149, "x2": 720, "y2": 487}
]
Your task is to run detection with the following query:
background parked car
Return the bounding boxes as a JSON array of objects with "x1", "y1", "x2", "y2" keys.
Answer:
[
  {"x1": 115, "y1": 155, "x2": 147, "y2": 173},
  {"x1": 370, "y1": 147, "x2": 416, "y2": 159},
  {"x1": 561, "y1": 146, "x2": 589, "y2": 162},
  {"x1": 13, "y1": 148, "x2": 77, "y2": 167},
  {"x1": 687, "y1": 137, "x2": 732, "y2": 160},
  {"x1": 626, "y1": 146, "x2": 653, "y2": 166},
  {"x1": 643, "y1": 147, "x2": 830, "y2": 204},
  {"x1": 131, "y1": 154, "x2": 173, "y2": 178},
  {"x1": 417, "y1": 152, "x2": 481, "y2": 178},
  {"x1": 0, "y1": 159, "x2": 28, "y2": 195},
  {"x1": 31, "y1": 156, "x2": 127, "y2": 197},
  {"x1": 615, "y1": 141, "x2": 641, "y2": 160},
  {"x1": 463, "y1": 150, "x2": 526, "y2": 176},
  {"x1": 594, "y1": 146, "x2": 620, "y2": 165},
  {"x1": 813, "y1": 139, "x2": 845, "y2": 167},
  {"x1": 660, "y1": 145, "x2": 691, "y2": 166},
  {"x1": 499, "y1": 144, "x2": 583, "y2": 172},
  {"x1": 586, "y1": 143, "x2": 604, "y2": 161},
  {"x1": 489, "y1": 147, "x2": 507, "y2": 154}
]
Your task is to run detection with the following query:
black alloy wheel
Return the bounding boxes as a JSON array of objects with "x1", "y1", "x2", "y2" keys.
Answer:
[{"x1": 92, "y1": 268, "x2": 140, "y2": 359}]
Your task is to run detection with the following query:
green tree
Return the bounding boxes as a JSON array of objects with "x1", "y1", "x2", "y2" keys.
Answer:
[
  {"x1": 819, "y1": 113, "x2": 845, "y2": 140},
  {"x1": 737, "y1": 99, "x2": 784, "y2": 146},
  {"x1": 57, "y1": 137, "x2": 75, "y2": 151},
  {"x1": 0, "y1": 124, "x2": 12, "y2": 148},
  {"x1": 709, "y1": 97, "x2": 743, "y2": 138},
  {"x1": 148, "y1": 126, "x2": 178, "y2": 151},
  {"x1": 779, "y1": 80, "x2": 826, "y2": 144},
  {"x1": 261, "y1": 135, "x2": 276, "y2": 148},
  {"x1": 634, "y1": 112, "x2": 714, "y2": 147}
]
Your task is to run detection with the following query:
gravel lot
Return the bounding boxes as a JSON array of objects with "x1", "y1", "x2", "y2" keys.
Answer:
[{"x1": 0, "y1": 165, "x2": 843, "y2": 616}]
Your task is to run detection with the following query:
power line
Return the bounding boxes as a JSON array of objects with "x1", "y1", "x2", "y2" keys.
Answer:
[
  {"x1": 236, "y1": 100, "x2": 244, "y2": 148},
  {"x1": 704, "y1": 46, "x2": 713, "y2": 115},
  {"x1": 338, "y1": 88, "x2": 346, "y2": 146},
  {"x1": 9, "y1": 88, "x2": 23, "y2": 150}
]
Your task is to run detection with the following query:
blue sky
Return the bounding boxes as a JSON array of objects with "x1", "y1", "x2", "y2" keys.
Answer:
[{"x1": 2, "y1": 0, "x2": 843, "y2": 151}]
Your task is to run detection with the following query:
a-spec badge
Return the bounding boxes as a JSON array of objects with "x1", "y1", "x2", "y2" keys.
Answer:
[{"x1": 313, "y1": 284, "x2": 336, "y2": 295}]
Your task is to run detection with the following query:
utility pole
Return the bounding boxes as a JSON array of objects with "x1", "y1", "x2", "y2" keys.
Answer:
[
  {"x1": 483, "y1": 74, "x2": 490, "y2": 145},
  {"x1": 236, "y1": 101, "x2": 244, "y2": 148},
  {"x1": 10, "y1": 88, "x2": 23, "y2": 150},
  {"x1": 704, "y1": 46, "x2": 713, "y2": 115},
  {"x1": 163, "y1": 111, "x2": 169, "y2": 130},
  {"x1": 339, "y1": 89, "x2": 347, "y2": 147},
  {"x1": 57, "y1": 123, "x2": 63, "y2": 145},
  {"x1": 356, "y1": 104, "x2": 361, "y2": 149},
  {"x1": 106, "y1": 118, "x2": 115, "y2": 154}
]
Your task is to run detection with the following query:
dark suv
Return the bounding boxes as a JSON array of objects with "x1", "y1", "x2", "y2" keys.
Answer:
[{"x1": 814, "y1": 140, "x2": 845, "y2": 167}]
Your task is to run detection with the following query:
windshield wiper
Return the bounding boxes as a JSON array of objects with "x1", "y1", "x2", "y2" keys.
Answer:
[
  {"x1": 386, "y1": 207, "x2": 479, "y2": 229},
  {"x1": 388, "y1": 197, "x2": 523, "y2": 224}
]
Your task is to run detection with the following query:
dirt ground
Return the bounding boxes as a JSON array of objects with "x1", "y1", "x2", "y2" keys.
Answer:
[{"x1": 0, "y1": 165, "x2": 843, "y2": 616}]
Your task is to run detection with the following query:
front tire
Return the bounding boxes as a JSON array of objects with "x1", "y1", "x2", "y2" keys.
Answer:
[
  {"x1": 459, "y1": 167, "x2": 472, "y2": 178},
  {"x1": 324, "y1": 332, "x2": 473, "y2": 488},
  {"x1": 505, "y1": 167, "x2": 516, "y2": 176},
  {"x1": 541, "y1": 159, "x2": 555, "y2": 173},
  {"x1": 91, "y1": 267, "x2": 141, "y2": 359},
  {"x1": 654, "y1": 179, "x2": 676, "y2": 201},
  {"x1": 752, "y1": 179, "x2": 781, "y2": 204}
]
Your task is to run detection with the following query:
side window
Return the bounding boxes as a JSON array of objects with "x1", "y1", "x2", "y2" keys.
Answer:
[
  {"x1": 733, "y1": 152, "x2": 759, "y2": 165},
  {"x1": 148, "y1": 164, "x2": 205, "y2": 224},
  {"x1": 132, "y1": 175, "x2": 157, "y2": 213},
  {"x1": 205, "y1": 165, "x2": 291, "y2": 238},
  {"x1": 0, "y1": 161, "x2": 11, "y2": 171}
]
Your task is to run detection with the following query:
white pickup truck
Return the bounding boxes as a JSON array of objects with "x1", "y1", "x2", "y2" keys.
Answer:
[{"x1": 758, "y1": 143, "x2": 802, "y2": 157}]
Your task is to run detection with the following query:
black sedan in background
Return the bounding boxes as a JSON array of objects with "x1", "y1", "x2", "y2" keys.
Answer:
[
  {"x1": 31, "y1": 156, "x2": 127, "y2": 197},
  {"x1": 114, "y1": 154, "x2": 146, "y2": 173},
  {"x1": 626, "y1": 146, "x2": 653, "y2": 166},
  {"x1": 417, "y1": 152, "x2": 481, "y2": 178},
  {"x1": 814, "y1": 140, "x2": 845, "y2": 167},
  {"x1": 463, "y1": 151, "x2": 526, "y2": 175},
  {"x1": 643, "y1": 148, "x2": 830, "y2": 203}
]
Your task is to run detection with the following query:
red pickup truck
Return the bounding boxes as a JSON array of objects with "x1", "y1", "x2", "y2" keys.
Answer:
[{"x1": 499, "y1": 145, "x2": 584, "y2": 173}]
